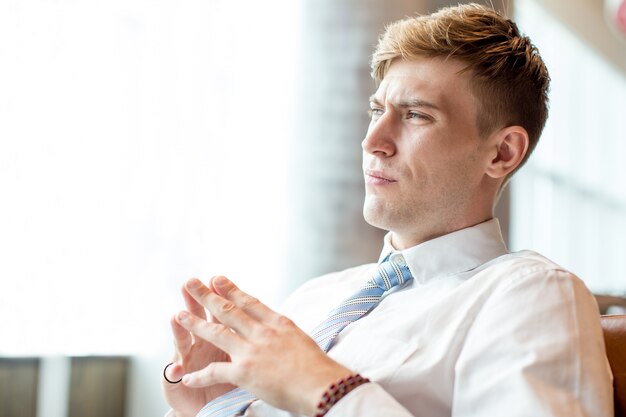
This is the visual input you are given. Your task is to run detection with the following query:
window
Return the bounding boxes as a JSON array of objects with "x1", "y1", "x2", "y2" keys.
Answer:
[
  {"x1": 0, "y1": 0, "x2": 299, "y2": 355},
  {"x1": 511, "y1": 0, "x2": 626, "y2": 295}
]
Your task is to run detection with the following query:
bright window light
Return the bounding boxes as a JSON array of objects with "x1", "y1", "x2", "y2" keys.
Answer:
[{"x1": 0, "y1": 0, "x2": 299, "y2": 356}]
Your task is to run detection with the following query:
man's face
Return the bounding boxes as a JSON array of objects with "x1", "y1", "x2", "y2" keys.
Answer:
[{"x1": 362, "y1": 57, "x2": 491, "y2": 248}]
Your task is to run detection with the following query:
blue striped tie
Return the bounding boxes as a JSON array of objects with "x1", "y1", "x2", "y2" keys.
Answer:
[{"x1": 196, "y1": 255, "x2": 413, "y2": 417}]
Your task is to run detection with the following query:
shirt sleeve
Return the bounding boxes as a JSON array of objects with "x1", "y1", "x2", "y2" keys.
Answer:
[
  {"x1": 248, "y1": 264, "x2": 613, "y2": 417},
  {"x1": 451, "y1": 268, "x2": 614, "y2": 417}
]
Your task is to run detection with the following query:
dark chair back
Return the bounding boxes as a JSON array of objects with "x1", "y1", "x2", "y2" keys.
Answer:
[{"x1": 601, "y1": 315, "x2": 626, "y2": 417}]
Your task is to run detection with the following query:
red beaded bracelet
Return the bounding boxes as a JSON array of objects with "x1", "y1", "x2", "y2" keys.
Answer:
[{"x1": 314, "y1": 374, "x2": 371, "y2": 417}]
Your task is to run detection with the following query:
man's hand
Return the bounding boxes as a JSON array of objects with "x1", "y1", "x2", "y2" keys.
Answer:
[
  {"x1": 175, "y1": 276, "x2": 353, "y2": 416},
  {"x1": 162, "y1": 283, "x2": 237, "y2": 417}
]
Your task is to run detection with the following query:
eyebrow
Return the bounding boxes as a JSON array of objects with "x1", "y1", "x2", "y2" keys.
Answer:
[{"x1": 369, "y1": 95, "x2": 441, "y2": 111}]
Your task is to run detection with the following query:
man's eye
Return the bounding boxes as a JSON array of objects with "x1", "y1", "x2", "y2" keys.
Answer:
[
  {"x1": 368, "y1": 108, "x2": 384, "y2": 119},
  {"x1": 406, "y1": 111, "x2": 432, "y2": 120},
  {"x1": 407, "y1": 112, "x2": 428, "y2": 120}
]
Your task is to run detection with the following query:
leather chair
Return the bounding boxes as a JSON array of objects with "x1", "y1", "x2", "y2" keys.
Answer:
[{"x1": 601, "y1": 315, "x2": 626, "y2": 417}]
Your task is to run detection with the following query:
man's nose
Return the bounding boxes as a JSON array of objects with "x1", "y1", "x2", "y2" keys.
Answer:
[{"x1": 361, "y1": 112, "x2": 397, "y2": 157}]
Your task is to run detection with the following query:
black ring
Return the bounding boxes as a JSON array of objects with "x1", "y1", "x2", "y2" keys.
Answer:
[{"x1": 163, "y1": 362, "x2": 183, "y2": 384}]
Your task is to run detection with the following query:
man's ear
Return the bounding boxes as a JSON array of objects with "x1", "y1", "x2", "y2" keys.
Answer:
[{"x1": 485, "y1": 126, "x2": 529, "y2": 179}]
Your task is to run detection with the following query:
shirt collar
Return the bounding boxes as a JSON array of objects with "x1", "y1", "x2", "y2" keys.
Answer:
[{"x1": 378, "y1": 218, "x2": 509, "y2": 284}]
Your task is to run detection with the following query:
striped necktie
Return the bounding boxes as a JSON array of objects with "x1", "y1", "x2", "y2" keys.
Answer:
[{"x1": 196, "y1": 255, "x2": 413, "y2": 417}]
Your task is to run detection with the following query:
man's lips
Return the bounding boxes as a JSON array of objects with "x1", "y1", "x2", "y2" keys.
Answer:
[{"x1": 364, "y1": 170, "x2": 397, "y2": 184}]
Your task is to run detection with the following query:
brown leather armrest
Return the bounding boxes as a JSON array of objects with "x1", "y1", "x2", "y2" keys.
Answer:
[{"x1": 601, "y1": 314, "x2": 626, "y2": 417}]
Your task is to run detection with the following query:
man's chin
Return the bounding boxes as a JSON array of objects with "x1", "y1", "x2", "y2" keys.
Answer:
[{"x1": 363, "y1": 203, "x2": 392, "y2": 231}]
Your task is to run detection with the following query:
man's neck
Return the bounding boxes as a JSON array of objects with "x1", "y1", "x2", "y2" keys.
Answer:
[{"x1": 389, "y1": 215, "x2": 494, "y2": 250}]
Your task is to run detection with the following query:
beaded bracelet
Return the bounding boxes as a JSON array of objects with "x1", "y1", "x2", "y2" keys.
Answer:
[{"x1": 314, "y1": 374, "x2": 371, "y2": 417}]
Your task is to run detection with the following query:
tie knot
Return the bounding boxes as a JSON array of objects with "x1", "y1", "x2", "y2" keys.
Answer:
[{"x1": 372, "y1": 256, "x2": 413, "y2": 291}]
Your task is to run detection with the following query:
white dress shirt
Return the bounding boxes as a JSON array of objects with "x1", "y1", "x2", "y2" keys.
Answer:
[{"x1": 242, "y1": 219, "x2": 613, "y2": 417}]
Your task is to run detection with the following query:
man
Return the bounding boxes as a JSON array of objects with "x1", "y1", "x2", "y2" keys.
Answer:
[{"x1": 162, "y1": 4, "x2": 613, "y2": 417}]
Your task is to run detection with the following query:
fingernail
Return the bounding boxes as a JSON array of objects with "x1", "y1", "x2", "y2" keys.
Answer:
[
  {"x1": 187, "y1": 278, "x2": 202, "y2": 289},
  {"x1": 178, "y1": 311, "x2": 190, "y2": 322},
  {"x1": 213, "y1": 276, "x2": 228, "y2": 286}
]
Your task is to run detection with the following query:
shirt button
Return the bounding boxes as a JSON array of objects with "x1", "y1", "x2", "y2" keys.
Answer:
[{"x1": 390, "y1": 253, "x2": 407, "y2": 266}]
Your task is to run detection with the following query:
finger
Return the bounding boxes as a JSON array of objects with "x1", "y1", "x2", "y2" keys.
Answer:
[
  {"x1": 212, "y1": 276, "x2": 281, "y2": 325},
  {"x1": 185, "y1": 278, "x2": 258, "y2": 336},
  {"x1": 162, "y1": 361, "x2": 185, "y2": 390},
  {"x1": 170, "y1": 315, "x2": 192, "y2": 356},
  {"x1": 176, "y1": 310, "x2": 246, "y2": 356},
  {"x1": 182, "y1": 281, "x2": 207, "y2": 320},
  {"x1": 182, "y1": 362, "x2": 235, "y2": 388}
]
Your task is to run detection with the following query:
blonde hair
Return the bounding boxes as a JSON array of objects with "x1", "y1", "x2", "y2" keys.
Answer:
[{"x1": 372, "y1": 3, "x2": 550, "y2": 179}]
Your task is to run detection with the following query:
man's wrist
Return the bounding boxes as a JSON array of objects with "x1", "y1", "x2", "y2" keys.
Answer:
[{"x1": 311, "y1": 374, "x2": 371, "y2": 417}]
